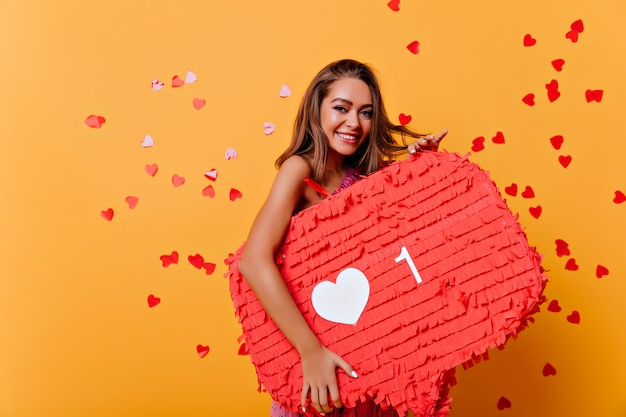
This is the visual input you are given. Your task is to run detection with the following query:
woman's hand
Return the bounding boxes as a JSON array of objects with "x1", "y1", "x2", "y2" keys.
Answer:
[
  {"x1": 408, "y1": 128, "x2": 448, "y2": 154},
  {"x1": 300, "y1": 344, "x2": 357, "y2": 415}
]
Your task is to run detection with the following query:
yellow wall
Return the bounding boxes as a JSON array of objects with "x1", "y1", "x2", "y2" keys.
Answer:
[{"x1": 1, "y1": 1, "x2": 625, "y2": 416}]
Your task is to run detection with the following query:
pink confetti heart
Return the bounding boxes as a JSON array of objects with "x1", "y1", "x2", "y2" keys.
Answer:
[
  {"x1": 559, "y1": 155, "x2": 572, "y2": 168},
  {"x1": 491, "y1": 131, "x2": 505, "y2": 144},
  {"x1": 193, "y1": 97, "x2": 206, "y2": 110},
  {"x1": 521, "y1": 186, "x2": 535, "y2": 198},
  {"x1": 225, "y1": 147, "x2": 238, "y2": 160},
  {"x1": 407, "y1": 40, "x2": 419, "y2": 54},
  {"x1": 555, "y1": 239, "x2": 571, "y2": 257},
  {"x1": 504, "y1": 183, "x2": 518, "y2": 197},
  {"x1": 100, "y1": 208, "x2": 114, "y2": 221},
  {"x1": 263, "y1": 122, "x2": 276, "y2": 135},
  {"x1": 387, "y1": 0, "x2": 400, "y2": 11},
  {"x1": 523, "y1": 34, "x2": 536, "y2": 47},
  {"x1": 551, "y1": 59, "x2": 565, "y2": 72},
  {"x1": 398, "y1": 113, "x2": 412, "y2": 125},
  {"x1": 202, "y1": 185, "x2": 215, "y2": 198},
  {"x1": 229, "y1": 188, "x2": 243, "y2": 201},
  {"x1": 497, "y1": 396, "x2": 512, "y2": 410},
  {"x1": 141, "y1": 134, "x2": 154, "y2": 148},
  {"x1": 172, "y1": 75, "x2": 184, "y2": 87},
  {"x1": 85, "y1": 115, "x2": 106, "y2": 128},
  {"x1": 188, "y1": 254, "x2": 205, "y2": 269},
  {"x1": 147, "y1": 294, "x2": 161, "y2": 308},
  {"x1": 185, "y1": 70, "x2": 198, "y2": 84},
  {"x1": 204, "y1": 169, "x2": 218, "y2": 181},
  {"x1": 585, "y1": 89, "x2": 603, "y2": 103},
  {"x1": 542, "y1": 363, "x2": 557, "y2": 376},
  {"x1": 550, "y1": 135, "x2": 564, "y2": 150},
  {"x1": 529, "y1": 206, "x2": 542, "y2": 219},
  {"x1": 522, "y1": 93, "x2": 535, "y2": 106},
  {"x1": 595, "y1": 264, "x2": 609, "y2": 278},
  {"x1": 145, "y1": 164, "x2": 159, "y2": 177},
  {"x1": 278, "y1": 85, "x2": 291, "y2": 98},
  {"x1": 197, "y1": 344, "x2": 210, "y2": 358},
  {"x1": 471, "y1": 136, "x2": 485, "y2": 152},
  {"x1": 125, "y1": 196, "x2": 139, "y2": 209},
  {"x1": 151, "y1": 78, "x2": 165, "y2": 91},
  {"x1": 565, "y1": 258, "x2": 579, "y2": 271},
  {"x1": 613, "y1": 190, "x2": 626, "y2": 204},
  {"x1": 172, "y1": 174, "x2": 185, "y2": 187},
  {"x1": 547, "y1": 299, "x2": 562, "y2": 313},
  {"x1": 567, "y1": 310, "x2": 580, "y2": 324},
  {"x1": 160, "y1": 251, "x2": 179, "y2": 267}
]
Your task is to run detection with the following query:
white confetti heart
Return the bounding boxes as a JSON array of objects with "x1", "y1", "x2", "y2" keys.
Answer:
[
  {"x1": 151, "y1": 78, "x2": 165, "y2": 91},
  {"x1": 278, "y1": 84, "x2": 291, "y2": 98},
  {"x1": 141, "y1": 134, "x2": 154, "y2": 148},
  {"x1": 225, "y1": 147, "x2": 238, "y2": 160},
  {"x1": 263, "y1": 122, "x2": 276, "y2": 135},
  {"x1": 185, "y1": 70, "x2": 198, "y2": 84},
  {"x1": 312, "y1": 268, "x2": 370, "y2": 325},
  {"x1": 204, "y1": 169, "x2": 218, "y2": 181}
]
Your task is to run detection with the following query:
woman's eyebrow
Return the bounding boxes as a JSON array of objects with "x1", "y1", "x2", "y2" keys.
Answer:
[{"x1": 330, "y1": 98, "x2": 373, "y2": 108}]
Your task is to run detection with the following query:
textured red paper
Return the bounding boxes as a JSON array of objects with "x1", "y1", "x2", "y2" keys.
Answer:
[{"x1": 225, "y1": 152, "x2": 546, "y2": 416}]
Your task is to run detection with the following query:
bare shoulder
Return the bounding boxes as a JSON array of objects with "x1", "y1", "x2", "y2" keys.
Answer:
[{"x1": 278, "y1": 154, "x2": 312, "y2": 176}]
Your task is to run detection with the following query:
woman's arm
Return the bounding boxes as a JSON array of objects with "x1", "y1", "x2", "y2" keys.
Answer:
[{"x1": 238, "y1": 155, "x2": 356, "y2": 414}]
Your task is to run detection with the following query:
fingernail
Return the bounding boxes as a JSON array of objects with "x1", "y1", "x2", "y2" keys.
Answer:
[
  {"x1": 351, "y1": 371, "x2": 358, "y2": 378},
  {"x1": 301, "y1": 406, "x2": 306, "y2": 413}
]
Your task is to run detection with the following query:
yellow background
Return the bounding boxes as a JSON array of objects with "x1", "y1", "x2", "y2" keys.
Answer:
[{"x1": 1, "y1": 0, "x2": 625, "y2": 416}]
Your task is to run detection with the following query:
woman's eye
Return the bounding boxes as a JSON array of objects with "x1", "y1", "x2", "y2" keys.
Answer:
[
  {"x1": 333, "y1": 106, "x2": 348, "y2": 112},
  {"x1": 360, "y1": 110, "x2": 373, "y2": 118}
]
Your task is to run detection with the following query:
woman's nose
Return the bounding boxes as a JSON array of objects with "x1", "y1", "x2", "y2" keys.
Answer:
[{"x1": 346, "y1": 110, "x2": 360, "y2": 128}]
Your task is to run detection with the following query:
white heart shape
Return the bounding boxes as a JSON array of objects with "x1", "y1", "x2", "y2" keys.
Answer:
[
  {"x1": 204, "y1": 169, "x2": 218, "y2": 181},
  {"x1": 141, "y1": 134, "x2": 154, "y2": 147},
  {"x1": 263, "y1": 122, "x2": 276, "y2": 135},
  {"x1": 151, "y1": 78, "x2": 164, "y2": 91},
  {"x1": 224, "y1": 147, "x2": 238, "y2": 160},
  {"x1": 278, "y1": 84, "x2": 291, "y2": 98},
  {"x1": 185, "y1": 70, "x2": 198, "y2": 84},
  {"x1": 312, "y1": 268, "x2": 370, "y2": 325}
]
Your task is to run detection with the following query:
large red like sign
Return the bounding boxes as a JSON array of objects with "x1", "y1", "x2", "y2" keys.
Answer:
[{"x1": 226, "y1": 152, "x2": 546, "y2": 416}]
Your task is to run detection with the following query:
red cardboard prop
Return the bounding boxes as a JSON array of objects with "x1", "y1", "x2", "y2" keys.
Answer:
[{"x1": 225, "y1": 152, "x2": 546, "y2": 416}]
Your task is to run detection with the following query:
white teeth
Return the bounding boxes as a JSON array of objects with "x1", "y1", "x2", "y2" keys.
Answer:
[{"x1": 337, "y1": 133, "x2": 357, "y2": 140}]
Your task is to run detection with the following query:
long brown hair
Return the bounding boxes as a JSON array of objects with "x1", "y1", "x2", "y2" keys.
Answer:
[{"x1": 276, "y1": 59, "x2": 426, "y2": 182}]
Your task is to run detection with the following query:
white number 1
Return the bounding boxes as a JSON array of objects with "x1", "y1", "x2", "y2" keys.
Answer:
[{"x1": 394, "y1": 246, "x2": 423, "y2": 284}]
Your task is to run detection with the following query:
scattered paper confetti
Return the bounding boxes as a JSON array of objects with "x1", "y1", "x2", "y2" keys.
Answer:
[
  {"x1": 529, "y1": 206, "x2": 542, "y2": 219},
  {"x1": 387, "y1": 0, "x2": 400, "y2": 11},
  {"x1": 566, "y1": 310, "x2": 580, "y2": 324},
  {"x1": 203, "y1": 263, "x2": 216, "y2": 275},
  {"x1": 160, "y1": 251, "x2": 179, "y2": 267},
  {"x1": 145, "y1": 164, "x2": 159, "y2": 177},
  {"x1": 613, "y1": 191, "x2": 626, "y2": 204},
  {"x1": 188, "y1": 254, "x2": 205, "y2": 269},
  {"x1": 522, "y1": 93, "x2": 535, "y2": 106},
  {"x1": 197, "y1": 344, "x2": 210, "y2": 358},
  {"x1": 398, "y1": 113, "x2": 412, "y2": 126},
  {"x1": 225, "y1": 147, "x2": 238, "y2": 160},
  {"x1": 559, "y1": 155, "x2": 572, "y2": 168},
  {"x1": 550, "y1": 135, "x2": 564, "y2": 150},
  {"x1": 147, "y1": 294, "x2": 161, "y2": 308},
  {"x1": 185, "y1": 70, "x2": 198, "y2": 84},
  {"x1": 491, "y1": 131, "x2": 505, "y2": 144},
  {"x1": 546, "y1": 79, "x2": 561, "y2": 102},
  {"x1": 551, "y1": 59, "x2": 565, "y2": 72},
  {"x1": 151, "y1": 78, "x2": 165, "y2": 91},
  {"x1": 504, "y1": 183, "x2": 518, "y2": 197},
  {"x1": 193, "y1": 97, "x2": 206, "y2": 110},
  {"x1": 229, "y1": 188, "x2": 243, "y2": 201},
  {"x1": 125, "y1": 196, "x2": 139, "y2": 209},
  {"x1": 566, "y1": 19, "x2": 584, "y2": 42},
  {"x1": 521, "y1": 186, "x2": 535, "y2": 198},
  {"x1": 471, "y1": 136, "x2": 485, "y2": 152},
  {"x1": 85, "y1": 115, "x2": 106, "y2": 128},
  {"x1": 100, "y1": 208, "x2": 114, "y2": 221},
  {"x1": 263, "y1": 122, "x2": 276, "y2": 135},
  {"x1": 555, "y1": 239, "x2": 571, "y2": 257},
  {"x1": 202, "y1": 185, "x2": 215, "y2": 198},
  {"x1": 279, "y1": 85, "x2": 291, "y2": 98},
  {"x1": 497, "y1": 396, "x2": 512, "y2": 410},
  {"x1": 172, "y1": 75, "x2": 184, "y2": 88},
  {"x1": 141, "y1": 134, "x2": 154, "y2": 148},
  {"x1": 407, "y1": 40, "x2": 419, "y2": 54},
  {"x1": 172, "y1": 174, "x2": 185, "y2": 187},
  {"x1": 542, "y1": 363, "x2": 557, "y2": 376},
  {"x1": 595, "y1": 264, "x2": 609, "y2": 278},
  {"x1": 585, "y1": 89, "x2": 603, "y2": 103},
  {"x1": 564, "y1": 258, "x2": 579, "y2": 271},
  {"x1": 547, "y1": 299, "x2": 562, "y2": 312},
  {"x1": 204, "y1": 169, "x2": 218, "y2": 181},
  {"x1": 523, "y1": 34, "x2": 536, "y2": 47}
]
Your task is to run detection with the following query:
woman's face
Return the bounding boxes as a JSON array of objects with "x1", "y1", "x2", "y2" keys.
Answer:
[{"x1": 320, "y1": 78, "x2": 373, "y2": 157}]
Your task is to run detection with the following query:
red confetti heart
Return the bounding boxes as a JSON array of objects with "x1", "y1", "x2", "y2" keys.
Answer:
[
  {"x1": 238, "y1": 342, "x2": 250, "y2": 355},
  {"x1": 542, "y1": 363, "x2": 557, "y2": 376},
  {"x1": 204, "y1": 169, "x2": 218, "y2": 181},
  {"x1": 193, "y1": 97, "x2": 206, "y2": 110},
  {"x1": 172, "y1": 174, "x2": 186, "y2": 187},
  {"x1": 145, "y1": 164, "x2": 159, "y2": 177},
  {"x1": 504, "y1": 183, "x2": 518, "y2": 197},
  {"x1": 399, "y1": 113, "x2": 412, "y2": 126},
  {"x1": 497, "y1": 396, "x2": 512, "y2": 410},
  {"x1": 529, "y1": 206, "x2": 542, "y2": 219},
  {"x1": 547, "y1": 299, "x2": 562, "y2": 313},
  {"x1": 229, "y1": 188, "x2": 243, "y2": 201},
  {"x1": 595, "y1": 264, "x2": 609, "y2": 278},
  {"x1": 522, "y1": 93, "x2": 535, "y2": 106},
  {"x1": 564, "y1": 258, "x2": 579, "y2": 271},
  {"x1": 196, "y1": 344, "x2": 210, "y2": 358},
  {"x1": 491, "y1": 131, "x2": 505, "y2": 144},
  {"x1": 558, "y1": 155, "x2": 572, "y2": 168},
  {"x1": 125, "y1": 196, "x2": 139, "y2": 209},
  {"x1": 147, "y1": 294, "x2": 161, "y2": 308},
  {"x1": 613, "y1": 191, "x2": 626, "y2": 204},
  {"x1": 571, "y1": 19, "x2": 584, "y2": 33},
  {"x1": 100, "y1": 208, "x2": 114, "y2": 221},
  {"x1": 172, "y1": 75, "x2": 184, "y2": 87},
  {"x1": 550, "y1": 135, "x2": 564, "y2": 150},
  {"x1": 160, "y1": 251, "x2": 179, "y2": 268},
  {"x1": 545, "y1": 79, "x2": 560, "y2": 102},
  {"x1": 521, "y1": 186, "x2": 535, "y2": 199},
  {"x1": 387, "y1": 0, "x2": 400, "y2": 11},
  {"x1": 566, "y1": 30, "x2": 579, "y2": 43},
  {"x1": 471, "y1": 136, "x2": 485, "y2": 152},
  {"x1": 407, "y1": 40, "x2": 420, "y2": 54},
  {"x1": 567, "y1": 310, "x2": 580, "y2": 324},
  {"x1": 585, "y1": 89, "x2": 603, "y2": 103},
  {"x1": 202, "y1": 185, "x2": 216, "y2": 198},
  {"x1": 523, "y1": 34, "x2": 536, "y2": 47},
  {"x1": 203, "y1": 263, "x2": 217, "y2": 275},
  {"x1": 555, "y1": 239, "x2": 570, "y2": 257},
  {"x1": 84, "y1": 115, "x2": 106, "y2": 129},
  {"x1": 188, "y1": 254, "x2": 205, "y2": 269},
  {"x1": 551, "y1": 59, "x2": 565, "y2": 72}
]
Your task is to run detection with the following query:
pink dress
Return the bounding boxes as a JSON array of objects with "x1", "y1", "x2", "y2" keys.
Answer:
[{"x1": 270, "y1": 168, "x2": 399, "y2": 417}]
